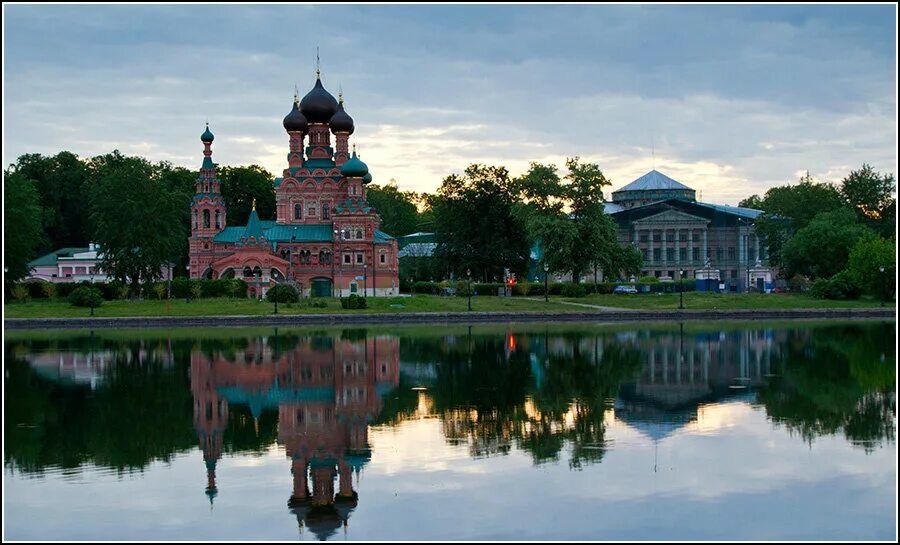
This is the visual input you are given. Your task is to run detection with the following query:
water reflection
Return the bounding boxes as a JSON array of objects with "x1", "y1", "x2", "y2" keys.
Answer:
[{"x1": 4, "y1": 322, "x2": 896, "y2": 539}]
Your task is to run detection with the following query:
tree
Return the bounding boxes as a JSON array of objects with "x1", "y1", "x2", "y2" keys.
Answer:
[
  {"x1": 846, "y1": 237, "x2": 895, "y2": 299},
  {"x1": 218, "y1": 165, "x2": 275, "y2": 226},
  {"x1": 86, "y1": 151, "x2": 186, "y2": 297},
  {"x1": 840, "y1": 164, "x2": 896, "y2": 238},
  {"x1": 365, "y1": 182, "x2": 421, "y2": 236},
  {"x1": 157, "y1": 162, "x2": 196, "y2": 275},
  {"x1": 8, "y1": 152, "x2": 89, "y2": 254},
  {"x1": 750, "y1": 172, "x2": 847, "y2": 268},
  {"x1": 4, "y1": 169, "x2": 43, "y2": 284},
  {"x1": 432, "y1": 164, "x2": 531, "y2": 281},
  {"x1": 781, "y1": 208, "x2": 874, "y2": 279},
  {"x1": 738, "y1": 194, "x2": 764, "y2": 209}
]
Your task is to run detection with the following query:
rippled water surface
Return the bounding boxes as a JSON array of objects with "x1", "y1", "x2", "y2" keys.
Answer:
[{"x1": 4, "y1": 321, "x2": 896, "y2": 540}]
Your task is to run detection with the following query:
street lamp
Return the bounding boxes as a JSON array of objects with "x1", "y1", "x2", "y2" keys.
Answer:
[
  {"x1": 467, "y1": 268, "x2": 472, "y2": 311},
  {"x1": 543, "y1": 263, "x2": 549, "y2": 303},
  {"x1": 679, "y1": 269, "x2": 684, "y2": 310},
  {"x1": 166, "y1": 262, "x2": 172, "y2": 314},
  {"x1": 89, "y1": 271, "x2": 95, "y2": 317},
  {"x1": 363, "y1": 262, "x2": 368, "y2": 297},
  {"x1": 185, "y1": 265, "x2": 191, "y2": 303},
  {"x1": 879, "y1": 266, "x2": 885, "y2": 307}
]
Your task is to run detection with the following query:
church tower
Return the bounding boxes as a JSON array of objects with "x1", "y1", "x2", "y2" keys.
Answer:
[{"x1": 189, "y1": 124, "x2": 227, "y2": 277}]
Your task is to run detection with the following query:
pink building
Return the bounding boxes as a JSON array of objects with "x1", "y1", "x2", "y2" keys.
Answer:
[
  {"x1": 26, "y1": 243, "x2": 173, "y2": 284},
  {"x1": 188, "y1": 71, "x2": 400, "y2": 298}
]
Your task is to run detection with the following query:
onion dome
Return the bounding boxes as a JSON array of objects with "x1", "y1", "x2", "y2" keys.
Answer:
[
  {"x1": 300, "y1": 76, "x2": 339, "y2": 124},
  {"x1": 362, "y1": 172, "x2": 372, "y2": 184},
  {"x1": 329, "y1": 95, "x2": 354, "y2": 134},
  {"x1": 340, "y1": 148, "x2": 368, "y2": 178},
  {"x1": 201, "y1": 123, "x2": 214, "y2": 143},
  {"x1": 283, "y1": 98, "x2": 309, "y2": 133}
]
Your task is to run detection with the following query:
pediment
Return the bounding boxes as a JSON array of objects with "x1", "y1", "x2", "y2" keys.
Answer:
[{"x1": 635, "y1": 209, "x2": 708, "y2": 225}]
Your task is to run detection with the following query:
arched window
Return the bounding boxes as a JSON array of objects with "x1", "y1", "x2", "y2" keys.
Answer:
[
  {"x1": 215, "y1": 210, "x2": 221, "y2": 229},
  {"x1": 319, "y1": 250, "x2": 332, "y2": 264},
  {"x1": 192, "y1": 210, "x2": 198, "y2": 230},
  {"x1": 203, "y1": 209, "x2": 210, "y2": 228},
  {"x1": 355, "y1": 229, "x2": 363, "y2": 240},
  {"x1": 253, "y1": 266, "x2": 262, "y2": 277},
  {"x1": 243, "y1": 266, "x2": 253, "y2": 278},
  {"x1": 294, "y1": 203, "x2": 302, "y2": 220}
]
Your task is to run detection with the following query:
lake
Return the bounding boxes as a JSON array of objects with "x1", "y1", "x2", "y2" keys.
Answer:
[{"x1": 3, "y1": 321, "x2": 896, "y2": 540}]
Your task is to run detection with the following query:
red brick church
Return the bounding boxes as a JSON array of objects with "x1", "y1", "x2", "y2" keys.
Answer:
[{"x1": 188, "y1": 71, "x2": 399, "y2": 298}]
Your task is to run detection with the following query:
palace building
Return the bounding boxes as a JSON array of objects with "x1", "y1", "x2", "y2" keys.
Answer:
[{"x1": 188, "y1": 72, "x2": 399, "y2": 298}]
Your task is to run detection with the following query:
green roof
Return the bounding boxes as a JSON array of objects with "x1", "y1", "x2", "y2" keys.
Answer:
[
  {"x1": 335, "y1": 199, "x2": 372, "y2": 214},
  {"x1": 242, "y1": 208, "x2": 265, "y2": 240},
  {"x1": 28, "y1": 247, "x2": 89, "y2": 267},
  {"x1": 265, "y1": 224, "x2": 333, "y2": 242},
  {"x1": 374, "y1": 230, "x2": 395, "y2": 243}
]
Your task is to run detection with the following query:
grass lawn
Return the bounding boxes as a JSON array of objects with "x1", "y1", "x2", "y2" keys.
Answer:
[
  {"x1": 565, "y1": 292, "x2": 889, "y2": 309},
  {"x1": 3, "y1": 294, "x2": 576, "y2": 319}
]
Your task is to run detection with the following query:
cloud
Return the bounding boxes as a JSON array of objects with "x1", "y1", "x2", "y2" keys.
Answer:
[{"x1": 3, "y1": 4, "x2": 896, "y2": 205}]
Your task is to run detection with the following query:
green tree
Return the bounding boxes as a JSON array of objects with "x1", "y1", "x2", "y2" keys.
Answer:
[
  {"x1": 781, "y1": 208, "x2": 874, "y2": 279},
  {"x1": 7, "y1": 152, "x2": 89, "y2": 254},
  {"x1": 158, "y1": 162, "x2": 197, "y2": 275},
  {"x1": 751, "y1": 172, "x2": 847, "y2": 268},
  {"x1": 432, "y1": 164, "x2": 531, "y2": 281},
  {"x1": 839, "y1": 164, "x2": 896, "y2": 238},
  {"x1": 218, "y1": 165, "x2": 275, "y2": 226},
  {"x1": 846, "y1": 237, "x2": 895, "y2": 299},
  {"x1": 366, "y1": 181, "x2": 421, "y2": 236},
  {"x1": 3, "y1": 169, "x2": 43, "y2": 284},
  {"x1": 86, "y1": 151, "x2": 186, "y2": 297}
]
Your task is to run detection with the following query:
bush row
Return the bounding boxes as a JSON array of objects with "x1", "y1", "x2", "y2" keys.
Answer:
[
  {"x1": 402, "y1": 280, "x2": 696, "y2": 298},
  {"x1": 15, "y1": 278, "x2": 248, "y2": 301},
  {"x1": 809, "y1": 271, "x2": 861, "y2": 300}
]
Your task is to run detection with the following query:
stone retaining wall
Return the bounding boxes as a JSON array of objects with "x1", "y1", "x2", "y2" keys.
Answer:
[{"x1": 4, "y1": 308, "x2": 895, "y2": 330}]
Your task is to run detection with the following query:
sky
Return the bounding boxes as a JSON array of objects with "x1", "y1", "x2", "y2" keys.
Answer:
[{"x1": 3, "y1": 4, "x2": 897, "y2": 205}]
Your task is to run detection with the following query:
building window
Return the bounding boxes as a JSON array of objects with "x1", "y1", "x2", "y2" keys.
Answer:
[
  {"x1": 679, "y1": 248, "x2": 687, "y2": 262},
  {"x1": 342, "y1": 229, "x2": 351, "y2": 240},
  {"x1": 215, "y1": 210, "x2": 221, "y2": 229},
  {"x1": 666, "y1": 248, "x2": 674, "y2": 262},
  {"x1": 344, "y1": 254, "x2": 351, "y2": 265},
  {"x1": 642, "y1": 249, "x2": 649, "y2": 261},
  {"x1": 203, "y1": 209, "x2": 210, "y2": 228},
  {"x1": 294, "y1": 204, "x2": 302, "y2": 220},
  {"x1": 728, "y1": 247, "x2": 736, "y2": 261},
  {"x1": 355, "y1": 229, "x2": 364, "y2": 240},
  {"x1": 300, "y1": 250, "x2": 312, "y2": 264},
  {"x1": 308, "y1": 202, "x2": 317, "y2": 217},
  {"x1": 653, "y1": 248, "x2": 662, "y2": 262},
  {"x1": 666, "y1": 231, "x2": 675, "y2": 242},
  {"x1": 356, "y1": 253, "x2": 364, "y2": 264},
  {"x1": 693, "y1": 247, "x2": 700, "y2": 262},
  {"x1": 716, "y1": 247, "x2": 723, "y2": 262},
  {"x1": 380, "y1": 253, "x2": 386, "y2": 264},
  {"x1": 640, "y1": 233, "x2": 648, "y2": 243},
  {"x1": 319, "y1": 250, "x2": 332, "y2": 264},
  {"x1": 193, "y1": 210, "x2": 198, "y2": 230},
  {"x1": 322, "y1": 202, "x2": 330, "y2": 219}
]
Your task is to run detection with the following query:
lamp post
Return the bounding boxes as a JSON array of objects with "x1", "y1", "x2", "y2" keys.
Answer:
[
  {"x1": 879, "y1": 266, "x2": 885, "y2": 307},
  {"x1": 89, "y1": 272, "x2": 95, "y2": 317},
  {"x1": 543, "y1": 263, "x2": 549, "y2": 303},
  {"x1": 467, "y1": 268, "x2": 472, "y2": 311},
  {"x1": 166, "y1": 262, "x2": 172, "y2": 314},
  {"x1": 185, "y1": 265, "x2": 191, "y2": 303},
  {"x1": 363, "y1": 262, "x2": 368, "y2": 297},
  {"x1": 274, "y1": 284, "x2": 278, "y2": 315},
  {"x1": 679, "y1": 269, "x2": 684, "y2": 310}
]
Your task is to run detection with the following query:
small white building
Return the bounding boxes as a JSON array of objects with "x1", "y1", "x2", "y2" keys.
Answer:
[{"x1": 26, "y1": 243, "x2": 173, "y2": 283}]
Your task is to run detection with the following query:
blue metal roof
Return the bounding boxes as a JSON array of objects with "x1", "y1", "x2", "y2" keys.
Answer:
[
  {"x1": 692, "y1": 201, "x2": 762, "y2": 219},
  {"x1": 265, "y1": 224, "x2": 334, "y2": 242},
  {"x1": 374, "y1": 230, "x2": 395, "y2": 243},
  {"x1": 616, "y1": 170, "x2": 692, "y2": 192}
]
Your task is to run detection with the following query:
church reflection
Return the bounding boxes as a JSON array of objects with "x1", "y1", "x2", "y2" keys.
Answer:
[{"x1": 190, "y1": 331, "x2": 399, "y2": 540}]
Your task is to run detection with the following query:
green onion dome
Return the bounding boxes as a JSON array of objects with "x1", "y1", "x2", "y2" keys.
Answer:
[
  {"x1": 300, "y1": 76, "x2": 339, "y2": 124},
  {"x1": 201, "y1": 124, "x2": 214, "y2": 143},
  {"x1": 283, "y1": 100, "x2": 309, "y2": 133},
  {"x1": 340, "y1": 149, "x2": 368, "y2": 178},
  {"x1": 362, "y1": 172, "x2": 372, "y2": 184}
]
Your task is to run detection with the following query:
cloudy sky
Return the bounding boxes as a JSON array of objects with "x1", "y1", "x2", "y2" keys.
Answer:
[{"x1": 3, "y1": 4, "x2": 897, "y2": 205}]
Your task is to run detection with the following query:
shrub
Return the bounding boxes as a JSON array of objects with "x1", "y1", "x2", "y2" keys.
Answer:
[
  {"x1": 810, "y1": 271, "x2": 862, "y2": 300},
  {"x1": 454, "y1": 280, "x2": 473, "y2": 297},
  {"x1": 340, "y1": 293, "x2": 367, "y2": 309},
  {"x1": 789, "y1": 274, "x2": 810, "y2": 293},
  {"x1": 473, "y1": 283, "x2": 504, "y2": 296},
  {"x1": 172, "y1": 277, "x2": 192, "y2": 299},
  {"x1": 266, "y1": 284, "x2": 300, "y2": 303},
  {"x1": 513, "y1": 281, "x2": 531, "y2": 297},
  {"x1": 190, "y1": 282, "x2": 202, "y2": 300},
  {"x1": 597, "y1": 282, "x2": 616, "y2": 294},
  {"x1": 561, "y1": 283, "x2": 587, "y2": 298},
  {"x1": 11, "y1": 284, "x2": 29, "y2": 302},
  {"x1": 412, "y1": 281, "x2": 441, "y2": 295},
  {"x1": 68, "y1": 286, "x2": 103, "y2": 308},
  {"x1": 309, "y1": 298, "x2": 327, "y2": 308},
  {"x1": 153, "y1": 283, "x2": 167, "y2": 300},
  {"x1": 41, "y1": 282, "x2": 57, "y2": 299},
  {"x1": 639, "y1": 275, "x2": 660, "y2": 284},
  {"x1": 25, "y1": 282, "x2": 47, "y2": 299}
]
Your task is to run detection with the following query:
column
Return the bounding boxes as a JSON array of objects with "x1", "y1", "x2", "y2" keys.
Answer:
[
  {"x1": 702, "y1": 230, "x2": 708, "y2": 265},
  {"x1": 688, "y1": 229, "x2": 694, "y2": 267},
  {"x1": 649, "y1": 229, "x2": 655, "y2": 266},
  {"x1": 754, "y1": 234, "x2": 760, "y2": 266},
  {"x1": 738, "y1": 228, "x2": 746, "y2": 291},
  {"x1": 674, "y1": 228, "x2": 680, "y2": 266}
]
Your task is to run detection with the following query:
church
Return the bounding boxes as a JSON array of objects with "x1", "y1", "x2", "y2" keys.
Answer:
[{"x1": 188, "y1": 71, "x2": 399, "y2": 298}]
